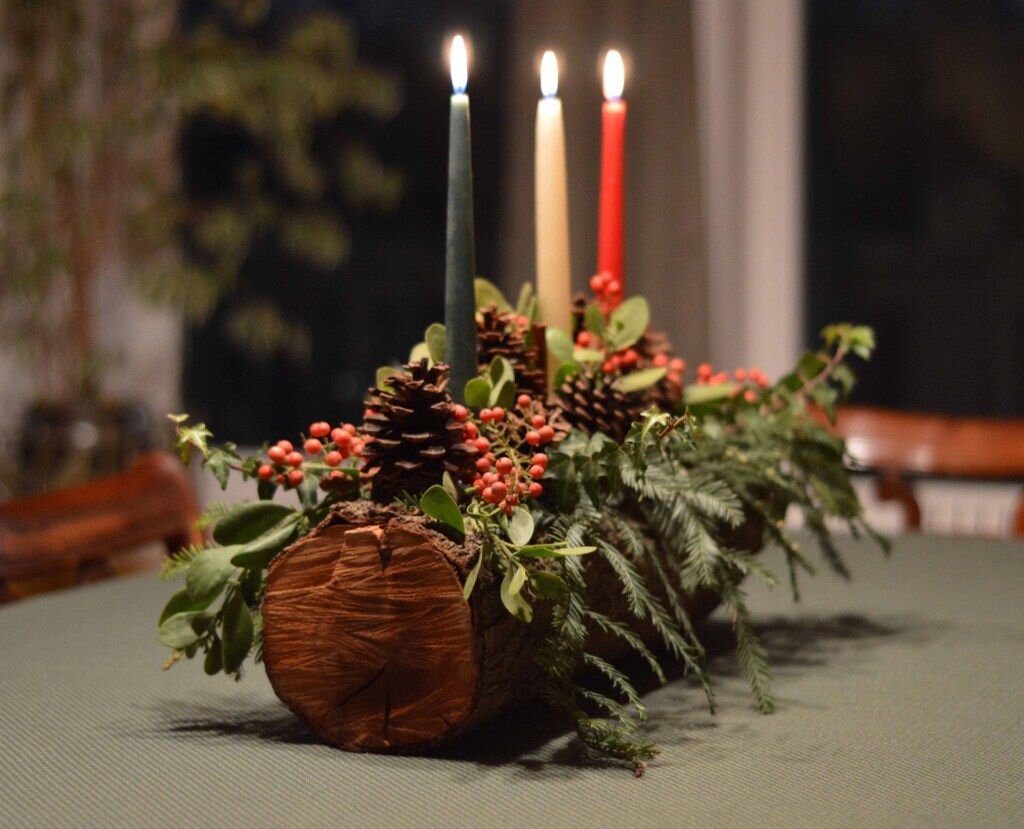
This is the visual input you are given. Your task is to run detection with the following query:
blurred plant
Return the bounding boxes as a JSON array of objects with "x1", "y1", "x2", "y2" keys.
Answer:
[{"x1": 0, "y1": 0, "x2": 403, "y2": 403}]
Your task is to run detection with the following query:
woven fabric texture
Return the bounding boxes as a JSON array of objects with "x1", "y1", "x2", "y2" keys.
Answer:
[{"x1": 1, "y1": 535, "x2": 1022, "y2": 828}]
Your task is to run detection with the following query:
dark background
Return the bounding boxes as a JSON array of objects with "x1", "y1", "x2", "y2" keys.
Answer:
[
  {"x1": 805, "y1": 0, "x2": 1024, "y2": 416},
  {"x1": 183, "y1": 0, "x2": 512, "y2": 443}
]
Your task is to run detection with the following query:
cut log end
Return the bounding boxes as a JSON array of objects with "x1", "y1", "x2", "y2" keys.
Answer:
[{"x1": 263, "y1": 511, "x2": 478, "y2": 752}]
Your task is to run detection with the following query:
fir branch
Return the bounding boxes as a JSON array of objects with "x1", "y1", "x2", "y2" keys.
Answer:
[
  {"x1": 159, "y1": 543, "x2": 207, "y2": 580},
  {"x1": 720, "y1": 581, "x2": 774, "y2": 713}
]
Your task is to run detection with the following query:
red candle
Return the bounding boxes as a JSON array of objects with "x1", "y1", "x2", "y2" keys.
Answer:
[{"x1": 597, "y1": 50, "x2": 626, "y2": 307}]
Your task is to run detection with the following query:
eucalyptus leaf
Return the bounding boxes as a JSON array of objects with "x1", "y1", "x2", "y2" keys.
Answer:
[
  {"x1": 221, "y1": 591, "x2": 253, "y2": 674},
  {"x1": 613, "y1": 367, "x2": 667, "y2": 393},
  {"x1": 507, "y1": 507, "x2": 535, "y2": 547},
  {"x1": 230, "y1": 514, "x2": 301, "y2": 568},
  {"x1": 515, "y1": 282, "x2": 535, "y2": 318},
  {"x1": 462, "y1": 550, "x2": 483, "y2": 600},
  {"x1": 419, "y1": 485, "x2": 465, "y2": 536},
  {"x1": 573, "y1": 347, "x2": 605, "y2": 364},
  {"x1": 500, "y1": 563, "x2": 533, "y2": 622},
  {"x1": 409, "y1": 341, "x2": 431, "y2": 363},
  {"x1": 376, "y1": 365, "x2": 398, "y2": 390},
  {"x1": 442, "y1": 471, "x2": 460, "y2": 501},
  {"x1": 158, "y1": 588, "x2": 213, "y2": 627},
  {"x1": 186, "y1": 545, "x2": 242, "y2": 602},
  {"x1": 158, "y1": 611, "x2": 210, "y2": 649},
  {"x1": 489, "y1": 378, "x2": 515, "y2": 410},
  {"x1": 684, "y1": 383, "x2": 738, "y2": 406},
  {"x1": 488, "y1": 356, "x2": 514, "y2": 390},
  {"x1": 546, "y1": 328, "x2": 575, "y2": 365},
  {"x1": 203, "y1": 637, "x2": 223, "y2": 675},
  {"x1": 212, "y1": 501, "x2": 295, "y2": 545},
  {"x1": 553, "y1": 362, "x2": 579, "y2": 388},
  {"x1": 464, "y1": 376, "x2": 491, "y2": 409},
  {"x1": 517, "y1": 544, "x2": 596, "y2": 558},
  {"x1": 606, "y1": 296, "x2": 649, "y2": 350},
  {"x1": 475, "y1": 277, "x2": 513, "y2": 312},
  {"x1": 584, "y1": 303, "x2": 606, "y2": 336},
  {"x1": 425, "y1": 323, "x2": 446, "y2": 365},
  {"x1": 529, "y1": 570, "x2": 568, "y2": 599}
]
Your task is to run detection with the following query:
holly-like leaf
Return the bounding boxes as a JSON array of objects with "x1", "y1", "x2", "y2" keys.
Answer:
[
  {"x1": 221, "y1": 591, "x2": 254, "y2": 674},
  {"x1": 500, "y1": 563, "x2": 533, "y2": 622},
  {"x1": 206, "y1": 444, "x2": 240, "y2": 490},
  {"x1": 425, "y1": 323, "x2": 446, "y2": 365},
  {"x1": 419, "y1": 485, "x2": 465, "y2": 536},
  {"x1": 212, "y1": 501, "x2": 296, "y2": 545},
  {"x1": 475, "y1": 277, "x2": 513, "y2": 313},
  {"x1": 171, "y1": 416, "x2": 213, "y2": 465},
  {"x1": 614, "y1": 367, "x2": 667, "y2": 393},
  {"x1": 464, "y1": 376, "x2": 491, "y2": 409},
  {"x1": 508, "y1": 507, "x2": 535, "y2": 547}
]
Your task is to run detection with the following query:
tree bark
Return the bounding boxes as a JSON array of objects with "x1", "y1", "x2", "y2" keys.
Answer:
[{"x1": 262, "y1": 501, "x2": 756, "y2": 754}]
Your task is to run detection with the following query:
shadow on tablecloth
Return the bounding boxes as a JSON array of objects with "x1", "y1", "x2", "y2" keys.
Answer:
[{"x1": 145, "y1": 613, "x2": 934, "y2": 773}]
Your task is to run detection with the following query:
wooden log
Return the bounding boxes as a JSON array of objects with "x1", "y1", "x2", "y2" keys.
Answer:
[{"x1": 262, "y1": 501, "x2": 754, "y2": 753}]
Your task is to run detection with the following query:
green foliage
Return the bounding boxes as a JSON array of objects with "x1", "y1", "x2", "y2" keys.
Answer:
[
  {"x1": 158, "y1": 319, "x2": 885, "y2": 774},
  {"x1": 419, "y1": 485, "x2": 465, "y2": 537}
]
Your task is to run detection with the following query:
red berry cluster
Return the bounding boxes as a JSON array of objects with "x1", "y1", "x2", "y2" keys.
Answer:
[
  {"x1": 693, "y1": 363, "x2": 770, "y2": 404},
  {"x1": 453, "y1": 392, "x2": 559, "y2": 515},
  {"x1": 588, "y1": 270, "x2": 624, "y2": 312},
  {"x1": 650, "y1": 353, "x2": 687, "y2": 387},
  {"x1": 257, "y1": 421, "x2": 366, "y2": 488}
]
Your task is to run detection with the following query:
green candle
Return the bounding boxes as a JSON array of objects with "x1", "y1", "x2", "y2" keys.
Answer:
[{"x1": 445, "y1": 34, "x2": 477, "y2": 403}]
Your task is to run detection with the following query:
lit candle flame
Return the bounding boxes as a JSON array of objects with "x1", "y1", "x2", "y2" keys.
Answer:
[
  {"x1": 603, "y1": 49, "x2": 624, "y2": 101},
  {"x1": 540, "y1": 50, "x2": 558, "y2": 98},
  {"x1": 451, "y1": 35, "x2": 468, "y2": 94}
]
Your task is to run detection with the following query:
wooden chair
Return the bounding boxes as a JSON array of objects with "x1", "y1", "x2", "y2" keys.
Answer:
[
  {"x1": 0, "y1": 451, "x2": 202, "y2": 602},
  {"x1": 831, "y1": 406, "x2": 1024, "y2": 536}
]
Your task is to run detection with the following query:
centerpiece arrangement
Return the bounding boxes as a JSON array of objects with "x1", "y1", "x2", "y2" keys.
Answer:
[{"x1": 156, "y1": 36, "x2": 886, "y2": 775}]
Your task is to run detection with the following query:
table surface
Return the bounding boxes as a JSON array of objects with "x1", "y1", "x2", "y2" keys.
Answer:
[{"x1": 2, "y1": 535, "x2": 1022, "y2": 829}]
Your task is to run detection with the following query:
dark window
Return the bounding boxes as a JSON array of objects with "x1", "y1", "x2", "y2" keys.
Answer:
[{"x1": 805, "y1": 0, "x2": 1024, "y2": 416}]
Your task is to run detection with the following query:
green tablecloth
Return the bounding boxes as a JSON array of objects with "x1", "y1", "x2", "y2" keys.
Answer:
[{"x1": 2, "y1": 535, "x2": 1022, "y2": 828}]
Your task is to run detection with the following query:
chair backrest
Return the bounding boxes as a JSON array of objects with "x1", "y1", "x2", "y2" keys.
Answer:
[
  {"x1": 831, "y1": 406, "x2": 1024, "y2": 535},
  {"x1": 0, "y1": 451, "x2": 201, "y2": 601}
]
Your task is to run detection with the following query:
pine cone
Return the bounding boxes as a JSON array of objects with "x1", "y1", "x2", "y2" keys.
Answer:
[
  {"x1": 635, "y1": 330, "x2": 683, "y2": 411},
  {"x1": 477, "y1": 305, "x2": 547, "y2": 396},
  {"x1": 554, "y1": 369, "x2": 648, "y2": 443},
  {"x1": 361, "y1": 359, "x2": 477, "y2": 502}
]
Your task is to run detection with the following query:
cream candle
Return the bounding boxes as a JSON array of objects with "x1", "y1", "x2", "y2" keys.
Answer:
[{"x1": 534, "y1": 50, "x2": 572, "y2": 334}]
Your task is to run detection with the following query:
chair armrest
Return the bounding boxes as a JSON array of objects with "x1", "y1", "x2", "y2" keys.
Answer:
[{"x1": 0, "y1": 452, "x2": 202, "y2": 582}]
